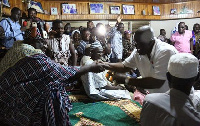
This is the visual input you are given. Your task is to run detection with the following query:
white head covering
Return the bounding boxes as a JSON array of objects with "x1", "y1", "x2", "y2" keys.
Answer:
[
  {"x1": 90, "y1": 41, "x2": 103, "y2": 52},
  {"x1": 168, "y1": 53, "x2": 199, "y2": 79},
  {"x1": 71, "y1": 29, "x2": 80, "y2": 38}
]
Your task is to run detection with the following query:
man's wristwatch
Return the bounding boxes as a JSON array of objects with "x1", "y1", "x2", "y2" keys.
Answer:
[{"x1": 125, "y1": 76, "x2": 131, "y2": 85}]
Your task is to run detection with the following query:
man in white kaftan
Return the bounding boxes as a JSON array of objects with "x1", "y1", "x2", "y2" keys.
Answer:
[{"x1": 141, "y1": 53, "x2": 200, "y2": 126}]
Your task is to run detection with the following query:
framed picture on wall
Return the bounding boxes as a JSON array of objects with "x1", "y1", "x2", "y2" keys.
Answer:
[
  {"x1": 51, "y1": 7, "x2": 58, "y2": 15},
  {"x1": 61, "y1": 3, "x2": 77, "y2": 14},
  {"x1": 170, "y1": 9, "x2": 177, "y2": 14},
  {"x1": 153, "y1": 6, "x2": 160, "y2": 15},
  {"x1": 2, "y1": 0, "x2": 10, "y2": 7},
  {"x1": 122, "y1": 5, "x2": 135, "y2": 14},
  {"x1": 110, "y1": 6, "x2": 120, "y2": 14},
  {"x1": 28, "y1": 1, "x2": 44, "y2": 13},
  {"x1": 0, "y1": 2, "x2": 1, "y2": 15},
  {"x1": 89, "y1": 3, "x2": 104, "y2": 14}
]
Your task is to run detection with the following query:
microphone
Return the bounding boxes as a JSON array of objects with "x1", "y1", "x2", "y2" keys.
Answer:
[{"x1": 23, "y1": 21, "x2": 27, "y2": 27}]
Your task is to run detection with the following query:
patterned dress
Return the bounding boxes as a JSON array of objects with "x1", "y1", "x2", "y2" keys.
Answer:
[
  {"x1": 192, "y1": 31, "x2": 200, "y2": 56},
  {"x1": 0, "y1": 41, "x2": 80, "y2": 126},
  {"x1": 46, "y1": 34, "x2": 71, "y2": 66},
  {"x1": 123, "y1": 39, "x2": 134, "y2": 60}
]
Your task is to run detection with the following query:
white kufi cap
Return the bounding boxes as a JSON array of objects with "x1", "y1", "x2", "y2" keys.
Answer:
[{"x1": 168, "y1": 53, "x2": 199, "y2": 79}]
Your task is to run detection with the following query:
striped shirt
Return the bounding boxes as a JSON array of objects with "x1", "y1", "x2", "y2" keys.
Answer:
[
  {"x1": 0, "y1": 54, "x2": 80, "y2": 126},
  {"x1": 77, "y1": 40, "x2": 89, "y2": 55}
]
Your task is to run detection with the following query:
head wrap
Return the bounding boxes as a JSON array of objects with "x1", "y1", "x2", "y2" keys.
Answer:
[
  {"x1": 124, "y1": 30, "x2": 132, "y2": 34},
  {"x1": 168, "y1": 53, "x2": 199, "y2": 79},
  {"x1": 71, "y1": 29, "x2": 80, "y2": 38}
]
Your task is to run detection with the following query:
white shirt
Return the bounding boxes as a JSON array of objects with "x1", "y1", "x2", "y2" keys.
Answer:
[
  {"x1": 122, "y1": 39, "x2": 178, "y2": 93},
  {"x1": 81, "y1": 58, "x2": 131, "y2": 100},
  {"x1": 141, "y1": 89, "x2": 200, "y2": 126},
  {"x1": 0, "y1": 18, "x2": 24, "y2": 48},
  {"x1": 110, "y1": 27, "x2": 123, "y2": 59},
  {"x1": 80, "y1": 55, "x2": 91, "y2": 66},
  {"x1": 192, "y1": 89, "x2": 200, "y2": 112}
]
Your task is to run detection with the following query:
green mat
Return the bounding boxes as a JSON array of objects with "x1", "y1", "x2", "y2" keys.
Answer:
[{"x1": 69, "y1": 99, "x2": 142, "y2": 126}]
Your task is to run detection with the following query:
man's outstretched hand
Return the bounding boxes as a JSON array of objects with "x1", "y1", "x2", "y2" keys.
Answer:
[
  {"x1": 89, "y1": 61, "x2": 105, "y2": 73},
  {"x1": 68, "y1": 62, "x2": 105, "y2": 83}
]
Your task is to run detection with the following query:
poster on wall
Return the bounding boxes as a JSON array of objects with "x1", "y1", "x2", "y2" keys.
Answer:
[
  {"x1": 0, "y1": 2, "x2": 1, "y2": 15},
  {"x1": 153, "y1": 6, "x2": 160, "y2": 15},
  {"x1": 89, "y1": 3, "x2": 104, "y2": 14},
  {"x1": 51, "y1": 7, "x2": 58, "y2": 15},
  {"x1": 110, "y1": 6, "x2": 120, "y2": 14},
  {"x1": 122, "y1": 5, "x2": 135, "y2": 14},
  {"x1": 61, "y1": 4, "x2": 77, "y2": 14},
  {"x1": 28, "y1": 1, "x2": 44, "y2": 13},
  {"x1": 170, "y1": 9, "x2": 177, "y2": 14},
  {"x1": 3, "y1": 0, "x2": 10, "y2": 7}
]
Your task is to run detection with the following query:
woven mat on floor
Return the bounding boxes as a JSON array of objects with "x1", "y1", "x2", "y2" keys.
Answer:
[{"x1": 69, "y1": 98, "x2": 142, "y2": 126}]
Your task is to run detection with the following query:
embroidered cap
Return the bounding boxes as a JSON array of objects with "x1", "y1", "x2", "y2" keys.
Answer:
[
  {"x1": 124, "y1": 30, "x2": 132, "y2": 34},
  {"x1": 168, "y1": 53, "x2": 199, "y2": 79}
]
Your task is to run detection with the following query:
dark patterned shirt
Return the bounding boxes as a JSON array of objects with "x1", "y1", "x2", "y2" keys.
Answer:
[
  {"x1": 0, "y1": 54, "x2": 80, "y2": 126},
  {"x1": 77, "y1": 40, "x2": 89, "y2": 55},
  {"x1": 123, "y1": 39, "x2": 134, "y2": 60}
]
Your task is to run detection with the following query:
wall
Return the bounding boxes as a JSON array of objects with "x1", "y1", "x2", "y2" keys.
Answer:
[
  {"x1": 150, "y1": 18, "x2": 200, "y2": 38},
  {"x1": 38, "y1": 1, "x2": 161, "y2": 20},
  {"x1": 62, "y1": 18, "x2": 199, "y2": 38},
  {"x1": 2, "y1": 0, "x2": 200, "y2": 20},
  {"x1": 2, "y1": 0, "x2": 161, "y2": 20},
  {"x1": 1, "y1": 0, "x2": 200, "y2": 35},
  {"x1": 53, "y1": 20, "x2": 149, "y2": 33}
]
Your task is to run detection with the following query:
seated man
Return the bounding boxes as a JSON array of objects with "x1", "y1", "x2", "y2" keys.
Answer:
[
  {"x1": 0, "y1": 38, "x2": 105, "y2": 126},
  {"x1": 81, "y1": 41, "x2": 131, "y2": 100},
  {"x1": 141, "y1": 53, "x2": 200, "y2": 126}
]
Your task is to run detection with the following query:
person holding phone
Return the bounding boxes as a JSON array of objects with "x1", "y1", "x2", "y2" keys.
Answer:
[{"x1": 24, "y1": 8, "x2": 49, "y2": 40}]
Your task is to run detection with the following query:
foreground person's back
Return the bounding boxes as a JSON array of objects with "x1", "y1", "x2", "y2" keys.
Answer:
[
  {"x1": 141, "y1": 53, "x2": 200, "y2": 126},
  {"x1": 0, "y1": 40, "x2": 105, "y2": 125}
]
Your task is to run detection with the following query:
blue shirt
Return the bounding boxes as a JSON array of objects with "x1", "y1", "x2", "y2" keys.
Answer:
[{"x1": 0, "y1": 18, "x2": 23, "y2": 48}]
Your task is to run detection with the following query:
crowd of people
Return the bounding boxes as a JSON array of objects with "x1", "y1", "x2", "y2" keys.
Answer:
[{"x1": 0, "y1": 7, "x2": 200, "y2": 126}]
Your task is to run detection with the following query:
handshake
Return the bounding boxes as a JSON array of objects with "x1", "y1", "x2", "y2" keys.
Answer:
[
  {"x1": 90, "y1": 61, "x2": 127, "y2": 84},
  {"x1": 88, "y1": 61, "x2": 109, "y2": 73}
]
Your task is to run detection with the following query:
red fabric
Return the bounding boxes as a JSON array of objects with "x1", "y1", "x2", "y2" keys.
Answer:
[
  {"x1": 133, "y1": 89, "x2": 149, "y2": 105},
  {"x1": 23, "y1": 21, "x2": 27, "y2": 27},
  {"x1": 31, "y1": 27, "x2": 37, "y2": 38}
]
